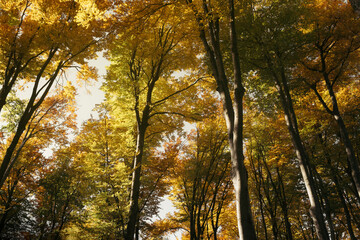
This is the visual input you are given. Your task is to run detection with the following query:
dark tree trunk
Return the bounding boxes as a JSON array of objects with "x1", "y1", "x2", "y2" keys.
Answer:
[
  {"x1": 0, "y1": 177, "x2": 19, "y2": 233},
  {"x1": 333, "y1": 109, "x2": 360, "y2": 199},
  {"x1": 318, "y1": 134, "x2": 358, "y2": 240},
  {"x1": 310, "y1": 164, "x2": 336, "y2": 240},
  {"x1": 276, "y1": 168, "x2": 293, "y2": 240},
  {"x1": 307, "y1": 42, "x2": 360, "y2": 201},
  {"x1": 323, "y1": 70, "x2": 360, "y2": 200},
  {"x1": 0, "y1": 49, "x2": 60, "y2": 189},
  {"x1": 249, "y1": 151, "x2": 268, "y2": 240},
  {"x1": 229, "y1": 1, "x2": 257, "y2": 238},
  {"x1": 125, "y1": 114, "x2": 149, "y2": 240}
]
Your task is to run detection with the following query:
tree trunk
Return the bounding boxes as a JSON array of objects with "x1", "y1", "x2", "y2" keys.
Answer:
[
  {"x1": 323, "y1": 71, "x2": 360, "y2": 200},
  {"x1": 318, "y1": 134, "x2": 358, "y2": 240},
  {"x1": 276, "y1": 168, "x2": 293, "y2": 240},
  {"x1": 125, "y1": 116, "x2": 148, "y2": 240},
  {"x1": 190, "y1": 212, "x2": 196, "y2": 240},
  {"x1": 310, "y1": 164, "x2": 336, "y2": 240},
  {"x1": 0, "y1": 177, "x2": 19, "y2": 233},
  {"x1": 229, "y1": 1, "x2": 257, "y2": 238},
  {"x1": 0, "y1": 119, "x2": 28, "y2": 188},
  {"x1": 267, "y1": 60, "x2": 330, "y2": 240},
  {"x1": 278, "y1": 87, "x2": 329, "y2": 240},
  {"x1": 250, "y1": 151, "x2": 268, "y2": 240},
  {"x1": 0, "y1": 67, "x2": 21, "y2": 114},
  {"x1": 308, "y1": 48, "x2": 360, "y2": 200},
  {"x1": 0, "y1": 50, "x2": 60, "y2": 189},
  {"x1": 259, "y1": 193, "x2": 269, "y2": 240},
  {"x1": 186, "y1": 0, "x2": 257, "y2": 238},
  {"x1": 333, "y1": 111, "x2": 360, "y2": 198}
]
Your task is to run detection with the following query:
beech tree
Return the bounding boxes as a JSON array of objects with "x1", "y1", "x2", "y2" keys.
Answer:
[
  {"x1": 1, "y1": 1, "x2": 360, "y2": 239},
  {"x1": 235, "y1": 0, "x2": 331, "y2": 238},
  {"x1": 105, "y1": 2, "x2": 201, "y2": 238},
  {"x1": 0, "y1": 84, "x2": 77, "y2": 238},
  {"x1": 58, "y1": 106, "x2": 131, "y2": 239},
  {"x1": 297, "y1": 0, "x2": 360, "y2": 200},
  {"x1": 181, "y1": 0, "x2": 257, "y2": 238},
  {"x1": 0, "y1": 0, "x2": 115, "y2": 189}
]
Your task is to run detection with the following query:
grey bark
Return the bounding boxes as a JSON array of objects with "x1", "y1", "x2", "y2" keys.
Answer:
[
  {"x1": 185, "y1": 0, "x2": 257, "y2": 238},
  {"x1": 306, "y1": 53, "x2": 360, "y2": 200},
  {"x1": 318, "y1": 134, "x2": 358, "y2": 240},
  {"x1": 265, "y1": 56, "x2": 330, "y2": 240}
]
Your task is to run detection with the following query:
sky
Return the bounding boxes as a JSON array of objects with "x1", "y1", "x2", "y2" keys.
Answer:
[{"x1": 75, "y1": 54, "x2": 107, "y2": 125}]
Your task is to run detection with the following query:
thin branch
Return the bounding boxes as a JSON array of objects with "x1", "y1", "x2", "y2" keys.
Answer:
[
  {"x1": 152, "y1": 77, "x2": 203, "y2": 107},
  {"x1": 300, "y1": 60, "x2": 322, "y2": 73},
  {"x1": 310, "y1": 84, "x2": 333, "y2": 115}
]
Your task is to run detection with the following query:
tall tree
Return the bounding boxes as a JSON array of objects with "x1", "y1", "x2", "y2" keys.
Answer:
[
  {"x1": 61, "y1": 107, "x2": 131, "y2": 239},
  {"x1": 0, "y1": 83, "x2": 77, "y2": 238},
  {"x1": 297, "y1": 0, "x2": 360, "y2": 199},
  {"x1": 182, "y1": 0, "x2": 256, "y2": 238},
  {"x1": 148, "y1": 113, "x2": 233, "y2": 240},
  {"x1": 0, "y1": 0, "x2": 114, "y2": 189},
  {"x1": 236, "y1": 1, "x2": 330, "y2": 238},
  {"x1": 105, "y1": 3, "x2": 200, "y2": 238}
]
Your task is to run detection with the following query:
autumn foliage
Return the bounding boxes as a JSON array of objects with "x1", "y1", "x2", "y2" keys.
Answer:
[{"x1": 1, "y1": 0, "x2": 360, "y2": 239}]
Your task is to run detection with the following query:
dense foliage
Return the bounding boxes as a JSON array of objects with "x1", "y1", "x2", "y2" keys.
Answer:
[{"x1": 1, "y1": 0, "x2": 360, "y2": 239}]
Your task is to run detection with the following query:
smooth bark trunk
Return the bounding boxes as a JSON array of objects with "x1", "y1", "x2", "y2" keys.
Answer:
[
  {"x1": 125, "y1": 117, "x2": 148, "y2": 240},
  {"x1": 229, "y1": 0, "x2": 257, "y2": 236},
  {"x1": 186, "y1": 0, "x2": 257, "y2": 238},
  {"x1": 277, "y1": 86, "x2": 329, "y2": 240},
  {"x1": 324, "y1": 70, "x2": 360, "y2": 199},
  {"x1": 267, "y1": 60, "x2": 330, "y2": 240},
  {"x1": 318, "y1": 134, "x2": 357, "y2": 240}
]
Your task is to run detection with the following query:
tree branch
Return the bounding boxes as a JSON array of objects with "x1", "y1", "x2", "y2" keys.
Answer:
[{"x1": 152, "y1": 77, "x2": 203, "y2": 107}]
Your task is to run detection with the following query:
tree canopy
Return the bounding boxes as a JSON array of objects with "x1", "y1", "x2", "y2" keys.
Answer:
[{"x1": 1, "y1": 0, "x2": 360, "y2": 239}]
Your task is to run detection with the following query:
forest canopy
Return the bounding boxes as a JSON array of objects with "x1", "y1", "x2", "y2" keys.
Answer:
[{"x1": 1, "y1": 0, "x2": 360, "y2": 239}]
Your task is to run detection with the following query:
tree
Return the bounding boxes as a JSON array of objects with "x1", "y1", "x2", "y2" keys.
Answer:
[
  {"x1": 297, "y1": 0, "x2": 360, "y2": 200},
  {"x1": 148, "y1": 113, "x2": 233, "y2": 240},
  {"x1": 0, "y1": 0, "x2": 114, "y2": 189},
  {"x1": 2, "y1": 0, "x2": 360, "y2": 239},
  {"x1": 36, "y1": 153, "x2": 79, "y2": 240},
  {"x1": 105, "y1": 2, "x2": 201, "y2": 238},
  {"x1": 235, "y1": 1, "x2": 331, "y2": 238},
  {"x1": 182, "y1": 0, "x2": 257, "y2": 238},
  {"x1": 0, "y1": 83, "x2": 77, "y2": 238},
  {"x1": 62, "y1": 107, "x2": 131, "y2": 239}
]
